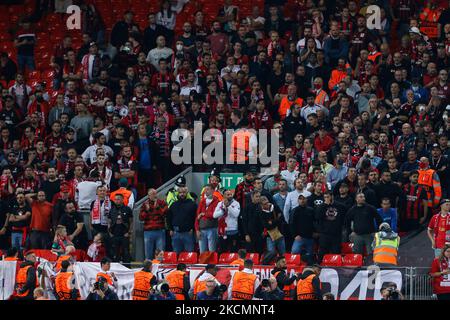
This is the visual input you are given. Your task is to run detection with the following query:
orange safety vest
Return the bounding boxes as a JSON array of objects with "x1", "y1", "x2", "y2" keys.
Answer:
[
  {"x1": 55, "y1": 255, "x2": 72, "y2": 272},
  {"x1": 110, "y1": 188, "x2": 132, "y2": 206},
  {"x1": 274, "y1": 271, "x2": 295, "y2": 300},
  {"x1": 55, "y1": 271, "x2": 80, "y2": 300},
  {"x1": 151, "y1": 259, "x2": 161, "y2": 265},
  {"x1": 328, "y1": 69, "x2": 348, "y2": 91},
  {"x1": 96, "y1": 272, "x2": 113, "y2": 286},
  {"x1": 229, "y1": 130, "x2": 252, "y2": 163},
  {"x1": 418, "y1": 168, "x2": 442, "y2": 207},
  {"x1": 373, "y1": 233, "x2": 399, "y2": 265},
  {"x1": 14, "y1": 265, "x2": 38, "y2": 298},
  {"x1": 279, "y1": 97, "x2": 303, "y2": 120},
  {"x1": 193, "y1": 278, "x2": 208, "y2": 300},
  {"x1": 419, "y1": 8, "x2": 441, "y2": 39},
  {"x1": 166, "y1": 270, "x2": 186, "y2": 300},
  {"x1": 315, "y1": 90, "x2": 328, "y2": 107},
  {"x1": 231, "y1": 271, "x2": 257, "y2": 300},
  {"x1": 297, "y1": 274, "x2": 318, "y2": 300},
  {"x1": 132, "y1": 270, "x2": 154, "y2": 300},
  {"x1": 4, "y1": 257, "x2": 19, "y2": 261}
]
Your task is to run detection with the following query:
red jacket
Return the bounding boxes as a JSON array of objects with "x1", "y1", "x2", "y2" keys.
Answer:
[
  {"x1": 195, "y1": 195, "x2": 220, "y2": 231},
  {"x1": 314, "y1": 134, "x2": 335, "y2": 153},
  {"x1": 431, "y1": 257, "x2": 450, "y2": 294}
]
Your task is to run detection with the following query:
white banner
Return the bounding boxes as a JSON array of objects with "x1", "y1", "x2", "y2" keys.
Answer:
[{"x1": 0, "y1": 261, "x2": 17, "y2": 300}]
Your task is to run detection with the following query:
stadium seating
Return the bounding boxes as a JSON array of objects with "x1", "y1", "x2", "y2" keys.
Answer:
[
  {"x1": 284, "y1": 253, "x2": 302, "y2": 266},
  {"x1": 245, "y1": 253, "x2": 259, "y2": 265},
  {"x1": 321, "y1": 254, "x2": 343, "y2": 267},
  {"x1": 177, "y1": 252, "x2": 198, "y2": 264},
  {"x1": 342, "y1": 254, "x2": 363, "y2": 267},
  {"x1": 163, "y1": 251, "x2": 177, "y2": 264},
  {"x1": 199, "y1": 251, "x2": 218, "y2": 264},
  {"x1": 341, "y1": 242, "x2": 354, "y2": 254},
  {"x1": 218, "y1": 253, "x2": 238, "y2": 264}
]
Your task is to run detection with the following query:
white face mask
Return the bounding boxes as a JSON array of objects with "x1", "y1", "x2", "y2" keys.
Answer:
[
  {"x1": 367, "y1": 149, "x2": 374, "y2": 157},
  {"x1": 176, "y1": 44, "x2": 183, "y2": 51}
]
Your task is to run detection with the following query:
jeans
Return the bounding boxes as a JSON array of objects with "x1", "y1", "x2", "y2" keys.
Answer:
[
  {"x1": 171, "y1": 231, "x2": 194, "y2": 254},
  {"x1": 291, "y1": 237, "x2": 314, "y2": 264},
  {"x1": 266, "y1": 236, "x2": 286, "y2": 255},
  {"x1": 11, "y1": 232, "x2": 24, "y2": 250},
  {"x1": 199, "y1": 228, "x2": 218, "y2": 253},
  {"x1": 144, "y1": 229, "x2": 166, "y2": 259},
  {"x1": 17, "y1": 54, "x2": 35, "y2": 72}
]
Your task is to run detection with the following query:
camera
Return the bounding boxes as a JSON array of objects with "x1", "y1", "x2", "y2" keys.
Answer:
[
  {"x1": 153, "y1": 282, "x2": 170, "y2": 295},
  {"x1": 385, "y1": 287, "x2": 400, "y2": 300}
]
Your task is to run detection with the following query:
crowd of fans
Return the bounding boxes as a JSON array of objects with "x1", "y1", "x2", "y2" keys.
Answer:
[{"x1": 0, "y1": 0, "x2": 449, "y2": 270}]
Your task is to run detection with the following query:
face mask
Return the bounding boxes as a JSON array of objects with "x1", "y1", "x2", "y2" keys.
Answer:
[
  {"x1": 106, "y1": 105, "x2": 114, "y2": 113},
  {"x1": 176, "y1": 44, "x2": 183, "y2": 51},
  {"x1": 314, "y1": 83, "x2": 321, "y2": 89},
  {"x1": 367, "y1": 149, "x2": 374, "y2": 157}
]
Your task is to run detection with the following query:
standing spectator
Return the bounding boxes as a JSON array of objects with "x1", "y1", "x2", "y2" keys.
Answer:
[
  {"x1": 80, "y1": 42, "x2": 101, "y2": 84},
  {"x1": 195, "y1": 184, "x2": 220, "y2": 253},
  {"x1": 283, "y1": 178, "x2": 311, "y2": 224},
  {"x1": 430, "y1": 244, "x2": 450, "y2": 300},
  {"x1": 242, "y1": 191, "x2": 264, "y2": 254},
  {"x1": 58, "y1": 201, "x2": 88, "y2": 250},
  {"x1": 167, "y1": 187, "x2": 197, "y2": 254},
  {"x1": 213, "y1": 189, "x2": 240, "y2": 253},
  {"x1": 26, "y1": 191, "x2": 53, "y2": 249},
  {"x1": 346, "y1": 193, "x2": 383, "y2": 255},
  {"x1": 374, "y1": 171, "x2": 402, "y2": 208},
  {"x1": 323, "y1": 25, "x2": 348, "y2": 67},
  {"x1": 399, "y1": 171, "x2": 429, "y2": 232},
  {"x1": 90, "y1": 185, "x2": 111, "y2": 235},
  {"x1": 14, "y1": 19, "x2": 36, "y2": 73},
  {"x1": 41, "y1": 167, "x2": 61, "y2": 203},
  {"x1": 139, "y1": 188, "x2": 168, "y2": 259},
  {"x1": 315, "y1": 192, "x2": 346, "y2": 262},
  {"x1": 207, "y1": 21, "x2": 230, "y2": 60},
  {"x1": 156, "y1": 0, "x2": 177, "y2": 46},
  {"x1": 428, "y1": 199, "x2": 450, "y2": 258},
  {"x1": 0, "y1": 52, "x2": 17, "y2": 83},
  {"x1": 143, "y1": 13, "x2": 165, "y2": 53},
  {"x1": 261, "y1": 195, "x2": 285, "y2": 255},
  {"x1": 8, "y1": 192, "x2": 31, "y2": 250},
  {"x1": 70, "y1": 103, "x2": 94, "y2": 147},
  {"x1": 377, "y1": 198, "x2": 398, "y2": 232},
  {"x1": 290, "y1": 195, "x2": 315, "y2": 264},
  {"x1": 111, "y1": 11, "x2": 140, "y2": 50},
  {"x1": 146, "y1": 36, "x2": 174, "y2": 71}
]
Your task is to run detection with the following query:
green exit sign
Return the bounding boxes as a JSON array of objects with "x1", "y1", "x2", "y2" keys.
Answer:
[{"x1": 202, "y1": 173, "x2": 244, "y2": 190}]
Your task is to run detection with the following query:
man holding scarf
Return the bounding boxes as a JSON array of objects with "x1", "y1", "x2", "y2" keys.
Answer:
[
  {"x1": 81, "y1": 42, "x2": 101, "y2": 84},
  {"x1": 90, "y1": 185, "x2": 111, "y2": 235},
  {"x1": 213, "y1": 189, "x2": 240, "y2": 253},
  {"x1": 195, "y1": 184, "x2": 220, "y2": 253}
]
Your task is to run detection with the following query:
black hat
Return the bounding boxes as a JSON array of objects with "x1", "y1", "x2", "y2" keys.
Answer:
[
  {"x1": 89, "y1": 42, "x2": 97, "y2": 48},
  {"x1": 440, "y1": 199, "x2": 450, "y2": 206},
  {"x1": 175, "y1": 175, "x2": 186, "y2": 187},
  {"x1": 209, "y1": 168, "x2": 221, "y2": 181},
  {"x1": 432, "y1": 143, "x2": 441, "y2": 150}
]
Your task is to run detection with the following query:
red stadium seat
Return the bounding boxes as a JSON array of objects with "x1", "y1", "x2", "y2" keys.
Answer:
[
  {"x1": 342, "y1": 254, "x2": 363, "y2": 267},
  {"x1": 177, "y1": 252, "x2": 198, "y2": 264},
  {"x1": 321, "y1": 254, "x2": 343, "y2": 267},
  {"x1": 284, "y1": 253, "x2": 301, "y2": 266},
  {"x1": 33, "y1": 249, "x2": 58, "y2": 262},
  {"x1": 163, "y1": 251, "x2": 177, "y2": 264},
  {"x1": 73, "y1": 250, "x2": 88, "y2": 262},
  {"x1": 246, "y1": 253, "x2": 259, "y2": 265},
  {"x1": 341, "y1": 242, "x2": 354, "y2": 254},
  {"x1": 199, "y1": 251, "x2": 218, "y2": 264},
  {"x1": 219, "y1": 253, "x2": 238, "y2": 264}
]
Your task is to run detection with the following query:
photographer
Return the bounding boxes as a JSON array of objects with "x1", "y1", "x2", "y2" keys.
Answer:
[
  {"x1": 86, "y1": 276, "x2": 119, "y2": 300},
  {"x1": 254, "y1": 277, "x2": 284, "y2": 300},
  {"x1": 149, "y1": 282, "x2": 176, "y2": 300},
  {"x1": 380, "y1": 282, "x2": 403, "y2": 300},
  {"x1": 197, "y1": 279, "x2": 227, "y2": 300}
]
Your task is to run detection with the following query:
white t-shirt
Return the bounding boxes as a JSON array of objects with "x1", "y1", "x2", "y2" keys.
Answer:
[{"x1": 77, "y1": 181, "x2": 102, "y2": 210}]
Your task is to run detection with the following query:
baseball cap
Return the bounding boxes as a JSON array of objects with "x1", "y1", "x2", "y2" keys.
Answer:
[
  {"x1": 440, "y1": 199, "x2": 450, "y2": 206},
  {"x1": 89, "y1": 41, "x2": 98, "y2": 48},
  {"x1": 432, "y1": 143, "x2": 440, "y2": 150}
]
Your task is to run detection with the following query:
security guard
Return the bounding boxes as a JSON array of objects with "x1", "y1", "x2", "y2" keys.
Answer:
[
  {"x1": 228, "y1": 259, "x2": 259, "y2": 300},
  {"x1": 372, "y1": 223, "x2": 400, "y2": 266},
  {"x1": 191, "y1": 264, "x2": 220, "y2": 299},
  {"x1": 12, "y1": 251, "x2": 38, "y2": 300},
  {"x1": 55, "y1": 259, "x2": 80, "y2": 300},
  {"x1": 166, "y1": 175, "x2": 195, "y2": 208},
  {"x1": 272, "y1": 256, "x2": 297, "y2": 300},
  {"x1": 296, "y1": 264, "x2": 322, "y2": 300},
  {"x1": 132, "y1": 260, "x2": 157, "y2": 300},
  {"x1": 418, "y1": 157, "x2": 442, "y2": 211},
  {"x1": 166, "y1": 263, "x2": 190, "y2": 300}
]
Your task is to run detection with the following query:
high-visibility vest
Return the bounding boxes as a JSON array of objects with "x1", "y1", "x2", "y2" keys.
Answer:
[
  {"x1": 4, "y1": 257, "x2": 19, "y2": 261},
  {"x1": 14, "y1": 265, "x2": 37, "y2": 298},
  {"x1": 231, "y1": 271, "x2": 257, "y2": 300},
  {"x1": 132, "y1": 270, "x2": 154, "y2": 300},
  {"x1": 110, "y1": 188, "x2": 132, "y2": 206},
  {"x1": 229, "y1": 130, "x2": 252, "y2": 163},
  {"x1": 96, "y1": 272, "x2": 113, "y2": 286},
  {"x1": 55, "y1": 271, "x2": 80, "y2": 300},
  {"x1": 418, "y1": 168, "x2": 442, "y2": 207},
  {"x1": 166, "y1": 270, "x2": 186, "y2": 300},
  {"x1": 419, "y1": 8, "x2": 440, "y2": 39},
  {"x1": 55, "y1": 255, "x2": 71, "y2": 272},
  {"x1": 193, "y1": 278, "x2": 208, "y2": 300},
  {"x1": 274, "y1": 271, "x2": 295, "y2": 300},
  {"x1": 279, "y1": 97, "x2": 303, "y2": 120},
  {"x1": 373, "y1": 233, "x2": 399, "y2": 265},
  {"x1": 296, "y1": 274, "x2": 318, "y2": 300},
  {"x1": 315, "y1": 90, "x2": 328, "y2": 107}
]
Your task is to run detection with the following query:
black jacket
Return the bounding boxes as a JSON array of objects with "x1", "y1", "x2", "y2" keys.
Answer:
[
  {"x1": 86, "y1": 288, "x2": 119, "y2": 300},
  {"x1": 290, "y1": 205, "x2": 315, "y2": 238},
  {"x1": 357, "y1": 186, "x2": 378, "y2": 207},
  {"x1": 271, "y1": 267, "x2": 297, "y2": 293},
  {"x1": 167, "y1": 198, "x2": 197, "y2": 232},
  {"x1": 283, "y1": 113, "x2": 306, "y2": 146},
  {"x1": 254, "y1": 285, "x2": 284, "y2": 300},
  {"x1": 334, "y1": 194, "x2": 355, "y2": 211},
  {"x1": 373, "y1": 181, "x2": 402, "y2": 207},
  {"x1": 345, "y1": 204, "x2": 382, "y2": 235},
  {"x1": 260, "y1": 206, "x2": 283, "y2": 232},
  {"x1": 242, "y1": 202, "x2": 264, "y2": 236},
  {"x1": 315, "y1": 202, "x2": 346, "y2": 236}
]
